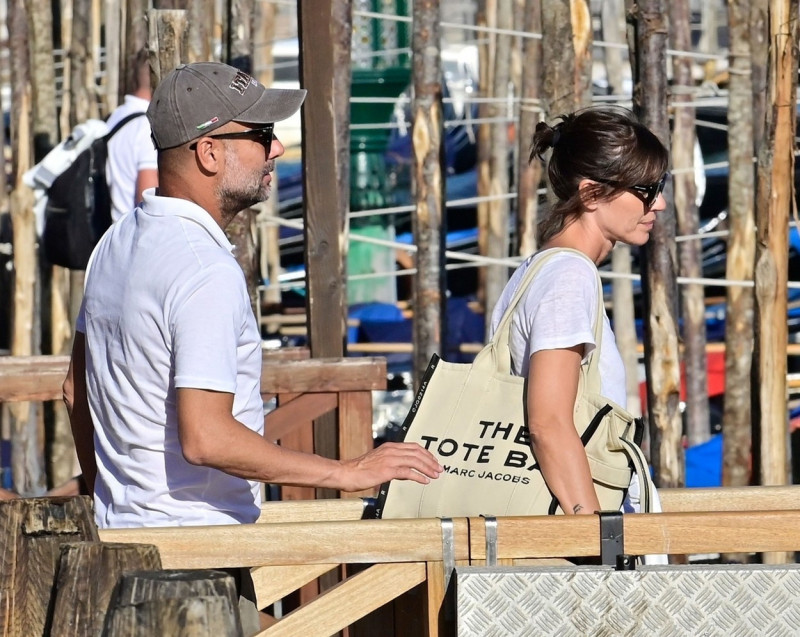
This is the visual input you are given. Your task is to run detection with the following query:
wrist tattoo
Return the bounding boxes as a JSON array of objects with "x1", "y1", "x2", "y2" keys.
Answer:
[{"x1": 573, "y1": 504, "x2": 584, "y2": 514}]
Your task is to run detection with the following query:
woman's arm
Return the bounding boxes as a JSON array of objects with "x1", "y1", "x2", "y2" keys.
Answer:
[{"x1": 527, "y1": 346, "x2": 600, "y2": 514}]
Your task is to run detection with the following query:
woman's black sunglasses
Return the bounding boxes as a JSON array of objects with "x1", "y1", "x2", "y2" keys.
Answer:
[
  {"x1": 190, "y1": 123, "x2": 274, "y2": 154},
  {"x1": 597, "y1": 173, "x2": 668, "y2": 208}
]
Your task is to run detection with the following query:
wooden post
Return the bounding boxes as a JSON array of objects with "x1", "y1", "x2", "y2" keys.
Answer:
[
  {"x1": 102, "y1": 570, "x2": 243, "y2": 637},
  {"x1": 753, "y1": 0, "x2": 798, "y2": 565},
  {"x1": 722, "y1": 0, "x2": 758, "y2": 494},
  {"x1": 29, "y1": 0, "x2": 74, "y2": 494},
  {"x1": 147, "y1": 9, "x2": 189, "y2": 86},
  {"x1": 0, "y1": 497, "x2": 99, "y2": 637},
  {"x1": 297, "y1": 0, "x2": 351, "y2": 500},
  {"x1": 105, "y1": 597, "x2": 241, "y2": 637},
  {"x1": 475, "y1": 0, "x2": 495, "y2": 323},
  {"x1": 626, "y1": 0, "x2": 683, "y2": 488},
  {"x1": 69, "y1": 0, "x2": 101, "y2": 126},
  {"x1": 541, "y1": 0, "x2": 592, "y2": 116},
  {"x1": 482, "y1": 0, "x2": 513, "y2": 335},
  {"x1": 8, "y1": 0, "x2": 45, "y2": 497},
  {"x1": 411, "y1": 0, "x2": 446, "y2": 386},
  {"x1": 186, "y1": 0, "x2": 214, "y2": 63},
  {"x1": 104, "y1": 0, "x2": 123, "y2": 113},
  {"x1": 49, "y1": 542, "x2": 162, "y2": 636},
  {"x1": 121, "y1": 0, "x2": 150, "y2": 105},
  {"x1": 670, "y1": 0, "x2": 709, "y2": 447},
  {"x1": 254, "y1": 0, "x2": 281, "y2": 316},
  {"x1": 222, "y1": 0, "x2": 261, "y2": 318},
  {"x1": 515, "y1": 0, "x2": 541, "y2": 258}
]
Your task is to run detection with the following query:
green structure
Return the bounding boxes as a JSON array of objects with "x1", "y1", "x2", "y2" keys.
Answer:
[{"x1": 348, "y1": 0, "x2": 411, "y2": 305}]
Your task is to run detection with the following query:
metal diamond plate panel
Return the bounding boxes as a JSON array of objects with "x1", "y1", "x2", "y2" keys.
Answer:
[{"x1": 456, "y1": 565, "x2": 800, "y2": 637}]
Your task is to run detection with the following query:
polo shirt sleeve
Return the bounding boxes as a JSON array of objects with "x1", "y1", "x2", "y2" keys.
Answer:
[{"x1": 170, "y1": 263, "x2": 249, "y2": 393}]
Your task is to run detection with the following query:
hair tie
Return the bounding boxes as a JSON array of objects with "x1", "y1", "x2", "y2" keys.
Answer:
[{"x1": 551, "y1": 128, "x2": 561, "y2": 148}]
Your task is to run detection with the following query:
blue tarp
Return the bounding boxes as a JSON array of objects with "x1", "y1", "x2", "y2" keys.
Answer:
[{"x1": 685, "y1": 434, "x2": 723, "y2": 487}]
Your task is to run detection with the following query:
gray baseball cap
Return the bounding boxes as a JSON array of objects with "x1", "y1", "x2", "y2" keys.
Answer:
[{"x1": 147, "y1": 62, "x2": 307, "y2": 150}]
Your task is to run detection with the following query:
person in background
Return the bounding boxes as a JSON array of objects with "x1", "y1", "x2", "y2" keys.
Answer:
[
  {"x1": 63, "y1": 61, "x2": 442, "y2": 634},
  {"x1": 489, "y1": 106, "x2": 667, "y2": 519},
  {"x1": 105, "y1": 48, "x2": 158, "y2": 222}
]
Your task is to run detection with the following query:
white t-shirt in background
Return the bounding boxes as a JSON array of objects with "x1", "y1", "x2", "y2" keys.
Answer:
[{"x1": 105, "y1": 95, "x2": 158, "y2": 222}]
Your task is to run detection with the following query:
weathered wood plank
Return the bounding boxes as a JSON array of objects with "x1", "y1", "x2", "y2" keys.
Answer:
[
  {"x1": 466, "y1": 510, "x2": 800, "y2": 560},
  {"x1": 659, "y1": 485, "x2": 800, "y2": 512},
  {"x1": 251, "y1": 485, "x2": 800, "y2": 523},
  {"x1": 258, "y1": 563, "x2": 427, "y2": 637},
  {"x1": 337, "y1": 391, "x2": 375, "y2": 499},
  {"x1": 255, "y1": 499, "x2": 365, "y2": 524},
  {"x1": 98, "y1": 518, "x2": 471, "y2": 569},
  {"x1": 49, "y1": 542, "x2": 162, "y2": 636},
  {"x1": 264, "y1": 393, "x2": 338, "y2": 442},
  {"x1": 250, "y1": 564, "x2": 336, "y2": 608},
  {"x1": 0, "y1": 354, "x2": 385, "y2": 402},
  {"x1": 0, "y1": 497, "x2": 99, "y2": 637},
  {"x1": 0, "y1": 356, "x2": 70, "y2": 403}
]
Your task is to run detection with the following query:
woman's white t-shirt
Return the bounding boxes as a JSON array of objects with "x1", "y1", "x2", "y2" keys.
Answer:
[{"x1": 489, "y1": 249, "x2": 626, "y2": 406}]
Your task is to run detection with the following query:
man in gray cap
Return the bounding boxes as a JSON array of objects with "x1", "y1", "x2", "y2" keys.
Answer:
[{"x1": 63, "y1": 61, "x2": 441, "y2": 630}]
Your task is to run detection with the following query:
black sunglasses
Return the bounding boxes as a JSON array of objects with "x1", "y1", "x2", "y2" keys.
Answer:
[
  {"x1": 190, "y1": 123, "x2": 274, "y2": 154},
  {"x1": 597, "y1": 173, "x2": 668, "y2": 208}
]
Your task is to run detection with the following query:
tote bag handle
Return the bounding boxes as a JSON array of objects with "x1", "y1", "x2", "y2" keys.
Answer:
[{"x1": 485, "y1": 248, "x2": 605, "y2": 395}]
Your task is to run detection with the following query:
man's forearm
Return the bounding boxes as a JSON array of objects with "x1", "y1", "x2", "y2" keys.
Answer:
[{"x1": 64, "y1": 332, "x2": 97, "y2": 494}]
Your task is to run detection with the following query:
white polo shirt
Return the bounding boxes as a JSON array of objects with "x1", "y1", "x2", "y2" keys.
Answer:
[
  {"x1": 105, "y1": 95, "x2": 158, "y2": 222},
  {"x1": 77, "y1": 190, "x2": 264, "y2": 528}
]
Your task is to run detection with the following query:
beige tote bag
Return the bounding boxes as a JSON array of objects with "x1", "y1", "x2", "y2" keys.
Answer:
[{"x1": 375, "y1": 248, "x2": 654, "y2": 519}]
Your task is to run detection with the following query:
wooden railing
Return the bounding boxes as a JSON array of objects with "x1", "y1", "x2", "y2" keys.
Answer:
[
  {"x1": 0, "y1": 350, "x2": 384, "y2": 499},
  {"x1": 92, "y1": 486, "x2": 800, "y2": 637},
  {"x1": 6, "y1": 354, "x2": 800, "y2": 635}
]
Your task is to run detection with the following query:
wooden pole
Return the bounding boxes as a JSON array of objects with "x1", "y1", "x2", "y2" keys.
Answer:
[
  {"x1": 515, "y1": 0, "x2": 541, "y2": 258},
  {"x1": 69, "y1": 0, "x2": 100, "y2": 126},
  {"x1": 626, "y1": 0, "x2": 683, "y2": 489},
  {"x1": 541, "y1": 0, "x2": 591, "y2": 117},
  {"x1": 475, "y1": 0, "x2": 495, "y2": 324},
  {"x1": 121, "y1": 0, "x2": 149, "y2": 105},
  {"x1": 602, "y1": 2, "x2": 641, "y2": 418},
  {"x1": 670, "y1": 0, "x2": 709, "y2": 447},
  {"x1": 147, "y1": 9, "x2": 189, "y2": 86},
  {"x1": 482, "y1": 0, "x2": 513, "y2": 335},
  {"x1": 722, "y1": 0, "x2": 758, "y2": 495},
  {"x1": 254, "y1": 0, "x2": 282, "y2": 316},
  {"x1": 8, "y1": 0, "x2": 45, "y2": 497},
  {"x1": 752, "y1": 0, "x2": 798, "y2": 567},
  {"x1": 297, "y1": 0, "x2": 351, "y2": 502},
  {"x1": 411, "y1": 0, "x2": 445, "y2": 386},
  {"x1": 104, "y1": 0, "x2": 122, "y2": 112}
]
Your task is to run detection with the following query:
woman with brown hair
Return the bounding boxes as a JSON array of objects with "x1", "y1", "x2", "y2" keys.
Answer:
[{"x1": 490, "y1": 106, "x2": 668, "y2": 517}]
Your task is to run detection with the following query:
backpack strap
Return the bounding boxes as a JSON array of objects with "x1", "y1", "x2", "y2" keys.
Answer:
[{"x1": 104, "y1": 112, "x2": 146, "y2": 140}]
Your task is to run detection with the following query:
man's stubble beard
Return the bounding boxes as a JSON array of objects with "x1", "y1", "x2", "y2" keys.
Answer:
[{"x1": 216, "y1": 147, "x2": 271, "y2": 225}]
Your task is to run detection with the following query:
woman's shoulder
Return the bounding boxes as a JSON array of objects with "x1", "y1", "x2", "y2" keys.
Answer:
[{"x1": 529, "y1": 248, "x2": 599, "y2": 284}]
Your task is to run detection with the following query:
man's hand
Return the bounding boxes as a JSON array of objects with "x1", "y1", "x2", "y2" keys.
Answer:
[
  {"x1": 0, "y1": 487, "x2": 19, "y2": 501},
  {"x1": 338, "y1": 442, "x2": 443, "y2": 493}
]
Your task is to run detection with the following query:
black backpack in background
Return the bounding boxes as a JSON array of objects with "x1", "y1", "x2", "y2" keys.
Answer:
[{"x1": 42, "y1": 112, "x2": 145, "y2": 270}]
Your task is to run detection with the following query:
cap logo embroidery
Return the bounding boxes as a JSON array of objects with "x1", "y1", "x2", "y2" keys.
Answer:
[
  {"x1": 229, "y1": 71, "x2": 252, "y2": 95},
  {"x1": 196, "y1": 117, "x2": 219, "y2": 131}
]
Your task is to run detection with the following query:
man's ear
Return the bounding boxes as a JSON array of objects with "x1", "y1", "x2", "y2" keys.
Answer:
[
  {"x1": 193, "y1": 137, "x2": 223, "y2": 175},
  {"x1": 578, "y1": 178, "x2": 598, "y2": 212}
]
